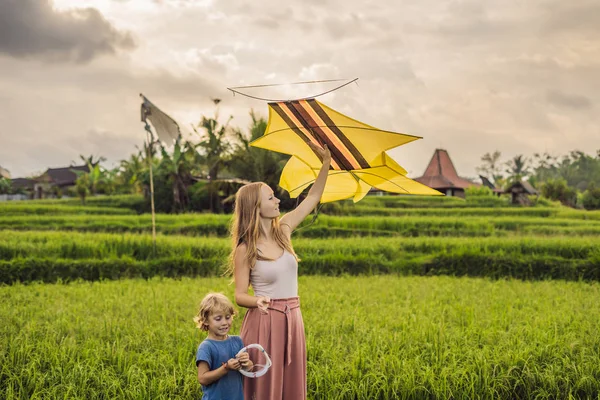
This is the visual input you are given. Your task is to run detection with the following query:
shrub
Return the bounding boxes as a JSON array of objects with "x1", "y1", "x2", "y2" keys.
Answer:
[
  {"x1": 465, "y1": 186, "x2": 494, "y2": 197},
  {"x1": 540, "y1": 179, "x2": 577, "y2": 207},
  {"x1": 528, "y1": 196, "x2": 562, "y2": 208},
  {"x1": 581, "y1": 185, "x2": 600, "y2": 210}
]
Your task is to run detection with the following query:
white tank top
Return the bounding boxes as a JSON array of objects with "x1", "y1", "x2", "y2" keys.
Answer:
[{"x1": 250, "y1": 249, "x2": 298, "y2": 299}]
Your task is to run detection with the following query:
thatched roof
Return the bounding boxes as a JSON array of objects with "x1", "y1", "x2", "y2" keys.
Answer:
[
  {"x1": 414, "y1": 149, "x2": 477, "y2": 190},
  {"x1": 505, "y1": 180, "x2": 538, "y2": 195}
]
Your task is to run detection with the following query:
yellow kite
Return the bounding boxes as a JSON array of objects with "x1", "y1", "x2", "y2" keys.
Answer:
[{"x1": 250, "y1": 98, "x2": 442, "y2": 203}]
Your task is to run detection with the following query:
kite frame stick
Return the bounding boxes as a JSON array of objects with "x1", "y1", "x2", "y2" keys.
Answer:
[
  {"x1": 227, "y1": 78, "x2": 359, "y2": 102},
  {"x1": 236, "y1": 344, "x2": 272, "y2": 378}
]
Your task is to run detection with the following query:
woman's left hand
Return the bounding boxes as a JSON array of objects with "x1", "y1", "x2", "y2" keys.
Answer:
[{"x1": 308, "y1": 142, "x2": 331, "y2": 164}]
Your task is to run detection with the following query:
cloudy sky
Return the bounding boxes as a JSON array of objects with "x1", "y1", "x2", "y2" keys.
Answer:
[{"x1": 1, "y1": 0, "x2": 598, "y2": 180}]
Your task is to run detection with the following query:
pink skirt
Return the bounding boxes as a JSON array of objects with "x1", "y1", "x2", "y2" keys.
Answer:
[{"x1": 240, "y1": 297, "x2": 306, "y2": 400}]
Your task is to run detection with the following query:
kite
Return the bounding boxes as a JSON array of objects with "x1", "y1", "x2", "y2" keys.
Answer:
[{"x1": 249, "y1": 98, "x2": 442, "y2": 203}]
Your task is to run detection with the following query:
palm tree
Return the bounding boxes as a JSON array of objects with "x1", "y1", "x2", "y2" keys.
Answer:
[
  {"x1": 71, "y1": 154, "x2": 107, "y2": 196},
  {"x1": 228, "y1": 110, "x2": 288, "y2": 192},
  {"x1": 79, "y1": 155, "x2": 106, "y2": 168},
  {"x1": 157, "y1": 136, "x2": 196, "y2": 212},
  {"x1": 193, "y1": 115, "x2": 234, "y2": 181},
  {"x1": 476, "y1": 151, "x2": 503, "y2": 185},
  {"x1": 192, "y1": 113, "x2": 236, "y2": 212},
  {"x1": 118, "y1": 151, "x2": 145, "y2": 194},
  {"x1": 505, "y1": 155, "x2": 530, "y2": 184}
]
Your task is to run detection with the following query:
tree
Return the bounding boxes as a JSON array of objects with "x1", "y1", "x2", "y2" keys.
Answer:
[
  {"x1": 228, "y1": 111, "x2": 287, "y2": 188},
  {"x1": 476, "y1": 151, "x2": 504, "y2": 185},
  {"x1": 192, "y1": 113, "x2": 236, "y2": 212},
  {"x1": 75, "y1": 173, "x2": 90, "y2": 204},
  {"x1": 581, "y1": 184, "x2": 600, "y2": 210},
  {"x1": 155, "y1": 136, "x2": 197, "y2": 212},
  {"x1": 99, "y1": 167, "x2": 118, "y2": 195},
  {"x1": 540, "y1": 179, "x2": 577, "y2": 207},
  {"x1": 505, "y1": 155, "x2": 530, "y2": 184},
  {"x1": 530, "y1": 150, "x2": 600, "y2": 192},
  {"x1": 79, "y1": 155, "x2": 106, "y2": 168},
  {"x1": 117, "y1": 151, "x2": 145, "y2": 194},
  {"x1": 73, "y1": 154, "x2": 107, "y2": 196},
  {"x1": 0, "y1": 178, "x2": 11, "y2": 195}
]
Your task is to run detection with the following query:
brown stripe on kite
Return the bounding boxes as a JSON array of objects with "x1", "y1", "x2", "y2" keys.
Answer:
[
  {"x1": 271, "y1": 102, "x2": 340, "y2": 170},
  {"x1": 306, "y1": 99, "x2": 370, "y2": 169},
  {"x1": 298, "y1": 100, "x2": 363, "y2": 170},
  {"x1": 282, "y1": 102, "x2": 333, "y2": 157},
  {"x1": 269, "y1": 103, "x2": 311, "y2": 143},
  {"x1": 285, "y1": 101, "x2": 354, "y2": 170}
]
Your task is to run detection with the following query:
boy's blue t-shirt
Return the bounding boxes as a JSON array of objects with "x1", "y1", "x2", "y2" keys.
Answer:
[{"x1": 196, "y1": 335, "x2": 245, "y2": 400}]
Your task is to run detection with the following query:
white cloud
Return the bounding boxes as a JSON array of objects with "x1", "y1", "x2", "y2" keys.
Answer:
[{"x1": 1, "y1": 0, "x2": 599, "y2": 180}]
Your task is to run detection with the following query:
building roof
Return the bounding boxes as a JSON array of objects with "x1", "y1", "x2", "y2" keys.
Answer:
[
  {"x1": 414, "y1": 149, "x2": 477, "y2": 189},
  {"x1": 11, "y1": 178, "x2": 36, "y2": 189},
  {"x1": 37, "y1": 165, "x2": 90, "y2": 186},
  {"x1": 479, "y1": 175, "x2": 503, "y2": 193},
  {"x1": 505, "y1": 180, "x2": 538, "y2": 195}
]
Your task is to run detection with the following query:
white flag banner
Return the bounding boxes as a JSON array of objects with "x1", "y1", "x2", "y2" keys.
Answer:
[{"x1": 140, "y1": 94, "x2": 180, "y2": 145}]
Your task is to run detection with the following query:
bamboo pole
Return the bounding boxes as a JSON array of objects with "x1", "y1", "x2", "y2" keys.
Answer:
[{"x1": 144, "y1": 123, "x2": 157, "y2": 255}]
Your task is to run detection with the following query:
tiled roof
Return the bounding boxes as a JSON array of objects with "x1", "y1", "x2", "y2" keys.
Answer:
[
  {"x1": 414, "y1": 149, "x2": 477, "y2": 189},
  {"x1": 38, "y1": 165, "x2": 90, "y2": 186},
  {"x1": 11, "y1": 178, "x2": 36, "y2": 189}
]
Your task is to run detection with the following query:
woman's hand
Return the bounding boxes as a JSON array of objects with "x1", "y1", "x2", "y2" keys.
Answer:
[
  {"x1": 308, "y1": 142, "x2": 331, "y2": 164},
  {"x1": 256, "y1": 296, "x2": 271, "y2": 314}
]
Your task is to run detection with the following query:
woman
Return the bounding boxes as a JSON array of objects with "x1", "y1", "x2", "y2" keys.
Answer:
[{"x1": 229, "y1": 142, "x2": 330, "y2": 400}]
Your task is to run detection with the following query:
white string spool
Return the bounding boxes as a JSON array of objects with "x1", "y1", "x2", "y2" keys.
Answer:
[{"x1": 236, "y1": 344, "x2": 272, "y2": 378}]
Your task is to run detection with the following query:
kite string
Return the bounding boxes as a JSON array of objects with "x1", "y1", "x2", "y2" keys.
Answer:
[
  {"x1": 227, "y1": 78, "x2": 359, "y2": 102},
  {"x1": 292, "y1": 203, "x2": 323, "y2": 233}
]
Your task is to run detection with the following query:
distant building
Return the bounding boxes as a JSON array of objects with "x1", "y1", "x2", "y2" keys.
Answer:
[
  {"x1": 414, "y1": 149, "x2": 479, "y2": 198},
  {"x1": 33, "y1": 165, "x2": 89, "y2": 199},
  {"x1": 504, "y1": 180, "x2": 538, "y2": 205},
  {"x1": 479, "y1": 175, "x2": 503, "y2": 196},
  {"x1": 10, "y1": 178, "x2": 36, "y2": 195}
]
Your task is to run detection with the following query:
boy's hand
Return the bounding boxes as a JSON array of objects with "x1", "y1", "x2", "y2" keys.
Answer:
[
  {"x1": 225, "y1": 358, "x2": 241, "y2": 371},
  {"x1": 237, "y1": 351, "x2": 250, "y2": 369}
]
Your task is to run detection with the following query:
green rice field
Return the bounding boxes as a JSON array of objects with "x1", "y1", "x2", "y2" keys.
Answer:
[
  {"x1": 1, "y1": 276, "x2": 599, "y2": 399},
  {"x1": 1, "y1": 195, "x2": 600, "y2": 398}
]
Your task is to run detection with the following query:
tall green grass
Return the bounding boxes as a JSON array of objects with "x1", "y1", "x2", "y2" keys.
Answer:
[
  {"x1": 1, "y1": 231, "x2": 599, "y2": 283},
  {"x1": 1, "y1": 276, "x2": 599, "y2": 399},
  {"x1": 28, "y1": 194, "x2": 145, "y2": 210},
  {"x1": 2, "y1": 231, "x2": 598, "y2": 261},
  {"x1": 2, "y1": 213, "x2": 600, "y2": 237},
  {"x1": 0, "y1": 204, "x2": 135, "y2": 216}
]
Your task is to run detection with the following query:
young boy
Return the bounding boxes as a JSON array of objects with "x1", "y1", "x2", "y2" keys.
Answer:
[{"x1": 194, "y1": 292, "x2": 253, "y2": 400}]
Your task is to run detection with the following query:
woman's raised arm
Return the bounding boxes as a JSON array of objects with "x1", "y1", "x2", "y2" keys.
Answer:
[{"x1": 280, "y1": 143, "x2": 331, "y2": 232}]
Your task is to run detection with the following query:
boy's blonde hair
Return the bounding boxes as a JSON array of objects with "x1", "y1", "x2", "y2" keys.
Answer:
[{"x1": 193, "y1": 293, "x2": 237, "y2": 331}]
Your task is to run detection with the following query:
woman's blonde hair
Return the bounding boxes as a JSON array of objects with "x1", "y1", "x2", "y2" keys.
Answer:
[
  {"x1": 226, "y1": 182, "x2": 298, "y2": 275},
  {"x1": 193, "y1": 292, "x2": 237, "y2": 331}
]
